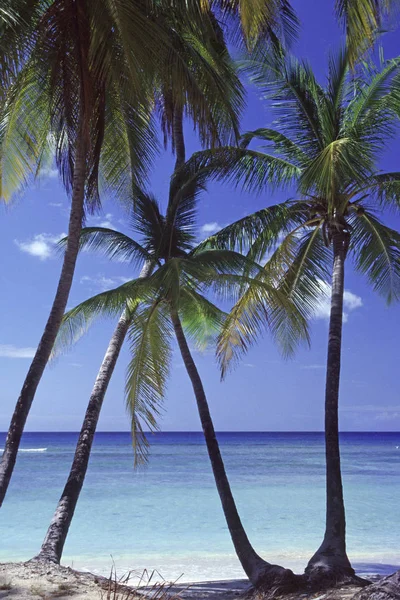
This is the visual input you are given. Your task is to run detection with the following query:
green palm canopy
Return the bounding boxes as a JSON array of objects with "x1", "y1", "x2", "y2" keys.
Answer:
[
  {"x1": 187, "y1": 49, "x2": 400, "y2": 365},
  {"x1": 56, "y1": 175, "x2": 307, "y2": 463}
]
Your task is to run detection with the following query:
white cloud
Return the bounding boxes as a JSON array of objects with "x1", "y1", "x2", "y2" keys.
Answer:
[
  {"x1": 343, "y1": 289, "x2": 363, "y2": 311},
  {"x1": 0, "y1": 344, "x2": 36, "y2": 358},
  {"x1": 49, "y1": 202, "x2": 63, "y2": 208},
  {"x1": 199, "y1": 222, "x2": 222, "y2": 236},
  {"x1": 80, "y1": 274, "x2": 131, "y2": 292},
  {"x1": 92, "y1": 213, "x2": 116, "y2": 230},
  {"x1": 301, "y1": 364, "x2": 325, "y2": 370},
  {"x1": 14, "y1": 232, "x2": 66, "y2": 260},
  {"x1": 313, "y1": 280, "x2": 362, "y2": 323},
  {"x1": 39, "y1": 167, "x2": 58, "y2": 179}
]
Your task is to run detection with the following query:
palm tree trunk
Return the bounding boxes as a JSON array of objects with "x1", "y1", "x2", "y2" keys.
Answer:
[
  {"x1": 35, "y1": 312, "x2": 129, "y2": 563},
  {"x1": 173, "y1": 104, "x2": 185, "y2": 169},
  {"x1": 306, "y1": 231, "x2": 354, "y2": 582},
  {"x1": 34, "y1": 262, "x2": 153, "y2": 564},
  {"x1": 170, "y1": 308, "x2": 301, "y2": 591},
  {"x1": 0, "y1": 126, "x2": 87, "y2": 508}
]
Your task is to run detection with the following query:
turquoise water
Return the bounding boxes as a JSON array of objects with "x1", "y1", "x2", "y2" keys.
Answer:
[{"x1": 0, "y1": 432, "x2": 399, "y2": 582}]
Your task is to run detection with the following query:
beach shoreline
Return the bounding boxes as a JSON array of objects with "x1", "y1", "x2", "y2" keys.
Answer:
[
  {"x1": 1, "y1": 551, "x2": 398, "y2": 585},
  {"x1": 0, "y1": 560, "x2": 386, "y2": 600}
]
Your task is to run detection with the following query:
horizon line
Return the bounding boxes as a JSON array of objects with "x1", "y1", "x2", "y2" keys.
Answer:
[{"x1": 1, "y1": 430, "x2": 399, "y2": 434}]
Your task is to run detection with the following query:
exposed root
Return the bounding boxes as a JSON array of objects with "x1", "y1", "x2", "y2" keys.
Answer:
[{"x1": 352, "y1": 570, "x2": 400, "y2": 600}]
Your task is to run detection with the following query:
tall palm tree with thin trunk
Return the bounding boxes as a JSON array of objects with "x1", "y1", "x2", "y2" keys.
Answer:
[
  {"x1": 182, "y1": 48, "x2": 400, "y2": 584},
  {"x1": 35, "y1": 7, "x2": 247, "y2": 563},
  {"x1": 34, "y1": 0, "x2": 298, "y2": 566},
  {"x1": 0, "y1": 0, "x2": 250, "y2": 507},
  {"x1": 43, "y1": 169, "x2": 307, "y2": 590}
]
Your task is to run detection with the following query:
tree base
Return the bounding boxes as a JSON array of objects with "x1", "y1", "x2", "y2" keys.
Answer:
[
  {"x1": 28, "y1": 552, "x2": 60, "y2": 566},
  {"x1": 305, "y1": 562, "x2": 370, "y2": 590},
  {"x1": 251, "y1": 564, "x2": 305, "y2": 597},
  {"x1": 352, "y1": 570, "x2": 400, "y2": 600}
]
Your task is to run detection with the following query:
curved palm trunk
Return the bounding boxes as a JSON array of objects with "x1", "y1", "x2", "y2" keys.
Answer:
[
  {"x1": 35, "y1": 262, "x2": 153, "y2": 564},
  {"x1": 0, "y1": 128, "x2": 87, "y2": 507},
  {"x1": 306, "y1": 232, "x2": 354, "y2": 582},
  {"x1": 170, "y1": 309, "x2": 301, "y2": 591},
  {"x1": 35, "y1": 312, "x2": 130, "y2": 563}
]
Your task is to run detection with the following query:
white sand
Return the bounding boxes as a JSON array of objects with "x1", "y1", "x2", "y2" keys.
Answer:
[{"x1": 0, "y1": 562, "x2": 377, "y2": 600}]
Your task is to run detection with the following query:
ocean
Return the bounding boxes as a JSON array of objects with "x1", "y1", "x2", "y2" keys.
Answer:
[{"x1": 0, "y1": 432, "x2": 399, "y2": 583}]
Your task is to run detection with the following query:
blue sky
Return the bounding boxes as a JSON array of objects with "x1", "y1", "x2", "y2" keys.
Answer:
[{"x1": 1, "y1": 0, "x2": 399, "y2": 433}]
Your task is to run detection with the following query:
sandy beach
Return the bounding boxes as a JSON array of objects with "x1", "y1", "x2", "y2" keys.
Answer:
[{"x1": 0, "y1": 561, "x2": 392, "y2": 600}]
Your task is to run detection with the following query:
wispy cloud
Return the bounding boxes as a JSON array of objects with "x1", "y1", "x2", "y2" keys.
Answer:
[
  {"x1": 14, "y1": 232, "x2": 66, "y2": 260},
  {"x1": 313, "y1": 280, "x2": 362, "y2": 323},
  {"x1": 341, "y1": 404, "x2": 400, "y2": 422},
  {"x1": 39, "y1": 167, "x2": 58, "y2": 179},
  {"x1": 91, "y1": 213, "x2": 116, "y2": 230},
  {"x1": 0, "y1": 344, "x2": 36, "y2": 358},
  {"x1": 49, "y1": 202, "x2": 63, "y2": 208},
  {"x1": 300, "y1": 364, "x2": 325, "y2": 370},
  {"x1": 341, "y1": 404, "x2": 400, "y2": 413},
  {"x1": 199, "y1": 222, "x2": 222, "y2": 237},
  {"x1": 80, "y1": 274, "x2": 131, "y2": 292}
]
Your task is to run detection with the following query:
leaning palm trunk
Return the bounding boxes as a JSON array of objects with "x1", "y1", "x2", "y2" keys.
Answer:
[
  {"x1": 35, "y1": 262, "x2": 153, "y2": 564},
  {"x1": 306, "y1": 232, "x2": 354, "y2": 582},
  {"x1": 0, "y1": 127, "x2": 87, "y2": 507},
  {"x1": 170, "y1": 308, "x2": 301, "y2": 591}
]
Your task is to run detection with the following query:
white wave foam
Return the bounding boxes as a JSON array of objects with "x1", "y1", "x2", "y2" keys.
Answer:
[{"x1": 0, "y1": 448, "x2": 47, "y2": 453}]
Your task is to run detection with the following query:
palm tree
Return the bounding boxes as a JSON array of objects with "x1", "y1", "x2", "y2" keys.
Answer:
[
  {"x1": 182, "y1": 49, "x2": 400, "y2": 583},
  {"x1": 32, "y1": 0, "x2": 301, "y2": 567},
  {"x1": 35, "y1": 2, "x2": 249, "y2": 562},
  {"x1": 0, "y1": 0, "x2": 250, "y2": 507},
  {"x1": 38, "y1": 170, "x2": 307, "y2": 590}
]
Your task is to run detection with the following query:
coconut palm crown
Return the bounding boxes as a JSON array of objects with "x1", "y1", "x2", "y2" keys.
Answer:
[{"x1": 182, "y1": 48, "x2": 400, "y2": 580}]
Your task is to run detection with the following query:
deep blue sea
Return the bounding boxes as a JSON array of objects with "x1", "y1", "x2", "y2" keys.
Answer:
[{"x1": 0, "y1": 432, "x2": 399, "y2": 582}]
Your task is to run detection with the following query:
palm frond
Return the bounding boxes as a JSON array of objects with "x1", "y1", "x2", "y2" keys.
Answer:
[
  {"x1": 52, "y1": 278, "x2": 154, "y2": 356},
  {"x1": 349, "y1": 208, "x2": 400, "y2": 302},
  {"x1": 216, "y1": 269, "x2": 309, "y2": 378},
  {"x1": 361, "y1": 172, "x2": 400, "y2": 208},
  {"x1": 243, "y1": 52, "x2": 325, "y2": 155},
  {"x1": 335, "y1": 0, "x2": 396, "y2": 65},
  {"x1": 240, "y1": 127, "x2": 309, "y2": 167},
  {"x1": 58, "y1": 227, "x2": 154, "y2": 267},
  {"x1": 299, "y1": 137, "x2": 373, "y2": 202},
  {"x1": 183, "y1": 147, "x2": 301, "y2": 194},
  {"x1": 269, "y1": 224, "x2": 333, "y2": 319},
  {"x1": 195, "y1": 200, "x2": 309, "y2": 258},
  {"x1": 125, "y1": 299, "x2": 173, "y2": 465},
  {"x1": 179, "y1": 288, "x2": 227, "y2": 350}
]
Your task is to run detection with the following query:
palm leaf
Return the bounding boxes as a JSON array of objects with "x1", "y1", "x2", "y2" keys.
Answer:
[
  {"x1": 349, "y1": 208, "x2": 400, "y2": 302},
  {"x1": 52, "y1": 277, "x2": 155, "y2": 355},
  {"x1": 183, "y1": 146, "x2": 301, "y2": 194},
  {"x1": 179, "y1": 288, "x2": 227, "y2": 350},
  {"x1": 59, "y1": 227, "x2": 154, "y2": 267},
  {"x1": 125, "y1": 299, "x2": 173, "y2": 465},
  {"x1": 216, "y1": 269, "x2": 309, "y2": 378}
]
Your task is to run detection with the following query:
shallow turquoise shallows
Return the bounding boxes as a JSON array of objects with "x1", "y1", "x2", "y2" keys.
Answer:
[{"x1": 0, "y1": 432, "x2": 399, "y2": 582}]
